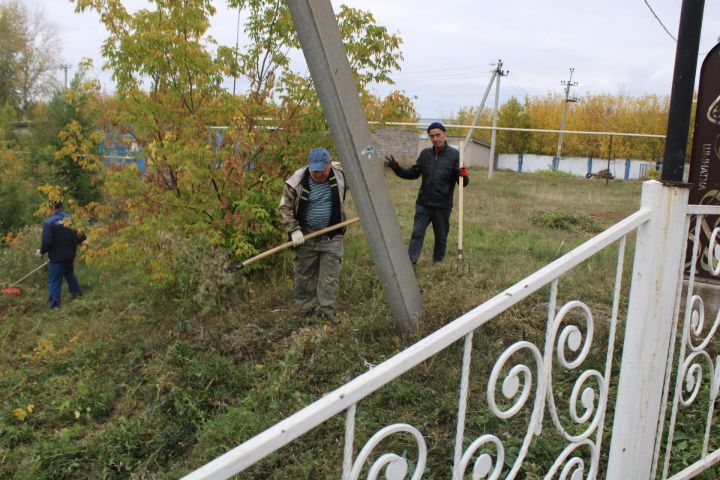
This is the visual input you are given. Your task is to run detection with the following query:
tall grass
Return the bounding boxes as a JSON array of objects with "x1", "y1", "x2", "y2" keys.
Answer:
[{"x1": 1, "y1": 170, "x2": 714, "y2": 479}]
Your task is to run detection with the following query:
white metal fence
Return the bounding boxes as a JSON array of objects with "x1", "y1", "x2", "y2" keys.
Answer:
[
  {"x1": 656, "y1": 203, "x2": 720, "y2": 480},
  {"x1": 183, "y1": 180, "x2": 720, "y2": 479}
]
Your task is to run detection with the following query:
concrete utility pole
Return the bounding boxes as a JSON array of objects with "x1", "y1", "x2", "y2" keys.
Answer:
[
  {"x1": 555, "y1": 68, "x2": 578, "y2": 170},
  {"x1": 461, "y1": 65, "x2": 498, "y2": 154},
  {"x1": 60, "y1": 64, "x2": 72, "y2": 89},
  {"x1": 232, "y1": 7, "x2": 241, "y2": 96},
  {"x1": 287, "y1": 0, "x2": 425, "y2": 335},
  {"x1": 487, "y1": 60, "x2": 508, "y2": 179}
]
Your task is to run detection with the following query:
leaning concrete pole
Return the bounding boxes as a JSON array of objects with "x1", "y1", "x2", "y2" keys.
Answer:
[{"x1": 287, "y1": 0, "x2": 425, "y2": 335}]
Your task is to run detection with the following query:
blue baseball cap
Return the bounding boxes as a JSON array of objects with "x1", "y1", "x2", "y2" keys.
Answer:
[{"x1": 308, "y1": 148, "x2": 331, "y2": 172}]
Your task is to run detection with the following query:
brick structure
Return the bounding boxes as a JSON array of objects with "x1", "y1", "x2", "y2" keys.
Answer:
[
  {"x1": 371, "y1": 127, "x2": 491, "y2": 168},
  {"x1": 371, "y1": 127, "x2": 419, "y2": 166}
]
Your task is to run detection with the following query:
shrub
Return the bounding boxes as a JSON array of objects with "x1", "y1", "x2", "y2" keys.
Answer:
[
  {"x1": 532, "y1": 169, "x2": 576, "y2": 178},
  {"x1": 530, "y1": 208, "x2": 604, "y2": 233}
]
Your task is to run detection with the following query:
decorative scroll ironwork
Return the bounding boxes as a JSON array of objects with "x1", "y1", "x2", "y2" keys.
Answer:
[
  {"x1": 450, "y1": 228, "x2": 628, "y2": 479},
  {"x1": 348, "y1": 423, "x2": 427, "y2": 480},
  {"x1": 183, "y1": 207, "x2": 651, "y2": 480},
  {"x1": 457, "y1": 434, "x2": 505, "y2": 480},
  {"x1": 455, "y1": 294, "x2": 620, "y2": 479},
  {"x1": 347, "y1": 292, "x2": 619, "y2": 480},
  {"x1": 661, "y1": 219, "x2": 720, "y2": 479}
]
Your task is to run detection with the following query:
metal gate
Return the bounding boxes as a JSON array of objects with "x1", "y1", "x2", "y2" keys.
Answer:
[{"x1": 183, "y1": 180, "x2": 720, "y2": 479}]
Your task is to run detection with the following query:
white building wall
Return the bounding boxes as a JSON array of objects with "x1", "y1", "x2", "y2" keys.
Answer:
[{"x1": 497, "y1": 153, "x2": 654, "y2": 180}]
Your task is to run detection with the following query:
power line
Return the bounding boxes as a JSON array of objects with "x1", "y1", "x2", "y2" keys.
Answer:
[
  {"x1": 392, "y1": 69, "x2": 495, "y2": 82},
  {"x1": 369, "y1": 121, "x2": 666, "y2": 139},
  {"x1": 642, "y1": 1, "x2": 710, "y2": 55},
  {"x1": 394, "y1": 63, "x2": 495, "y2": 76},
  {"x1": 643, "y1": 0, "x2": 677, "y2": 42}
]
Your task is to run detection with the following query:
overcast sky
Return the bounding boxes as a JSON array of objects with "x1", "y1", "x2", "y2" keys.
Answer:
[{"x1": 45, "y1": 0, "x2": 720, "y2": 119}]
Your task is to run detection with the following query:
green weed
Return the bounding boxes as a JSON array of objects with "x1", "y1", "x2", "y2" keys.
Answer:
[
  {"x1": 2, "y1": 170, "x2": 716, "y2": 479},
  {"x1": 530, "y1": 208, "x2": 605, "y2": 233}
]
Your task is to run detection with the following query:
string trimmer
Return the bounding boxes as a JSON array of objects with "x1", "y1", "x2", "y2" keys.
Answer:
[
  {"x1": 1, "y1": 260, "x2": 49, "y2": 297},
  {"x1": 235, "y1": 217, "x2": 360, "y2": 270}
]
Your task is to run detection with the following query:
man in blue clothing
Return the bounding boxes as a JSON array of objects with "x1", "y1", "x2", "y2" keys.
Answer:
[
  {"x1": 35, "y1": 201, "x2": 86, "y2": 310},
  {"x1": 385, "y1": 122, "x2": 469, "y2": 267}
]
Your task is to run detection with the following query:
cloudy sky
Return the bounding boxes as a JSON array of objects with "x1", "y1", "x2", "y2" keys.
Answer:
[{"x1": 45, "y1": 0, "x2": 720, "y2": 119}]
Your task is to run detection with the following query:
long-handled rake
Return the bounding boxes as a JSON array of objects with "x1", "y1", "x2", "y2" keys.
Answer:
[
  {"x1": 452, "y1": 141, "x2": 470, "y2": 274},
  {"x1": 235, "y1": 217, "x2": 360, "y2": 270},
  {"x1": 1, "y1": 260, "x2": 49, "y2": 297}
]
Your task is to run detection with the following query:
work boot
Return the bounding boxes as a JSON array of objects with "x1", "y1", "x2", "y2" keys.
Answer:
[
  {"x1": 318, "y1": 309, "x2": 338, "y2": 324},
  {"x1": 299, "y1": 307, "x2": 316, "y2": 318}
]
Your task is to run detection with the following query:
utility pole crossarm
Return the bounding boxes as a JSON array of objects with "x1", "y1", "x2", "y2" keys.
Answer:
[{"x1": 59, "y1": 63, "x2": 72, "y2": 90}]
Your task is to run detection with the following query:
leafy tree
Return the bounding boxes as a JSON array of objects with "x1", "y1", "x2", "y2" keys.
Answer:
[
  {"x1": 448, "y1": 104, "x2": 493, "y2": 143},
  {"x1": 74, "y1": 0, "x2": 272, "y2": 268},
  {"x1": 496, "y1": 96, "x2": 531, "y2": 154},
  {"x1": 31, "y1": 60, "x2": 103, "y2": 207},
  {"x1": 335, "y1": 5, "x2": 403, "y2": 90},
  {"x1": 0, "y1": 103, "x2": 15, "y2": 143},
  {"x1": 364, "y1": 90, "x2": 418, "y2": 124},
  {"x1": 453, "y1": 92, "x2": 669, "y2": 159},
  {"x1": 0, "y1": 1, "x2": 22, "y2": 108},
  {"x1": 0, "y1": 0, "x2": 61, "y2": 118},
  {"x1": 73, "y1": 0, "x2": 406, "y2": 267},
  {"x1": 0, "y1": 103, "x2": 42, "y2": 238},
  {"x1": 0, "y1": 146, "x2": 40, "y2": 238}
]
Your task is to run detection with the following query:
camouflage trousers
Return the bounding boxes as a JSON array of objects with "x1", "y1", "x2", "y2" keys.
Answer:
[{"x1": 294, "y1": 234, "x2": 343, "y2": 316}]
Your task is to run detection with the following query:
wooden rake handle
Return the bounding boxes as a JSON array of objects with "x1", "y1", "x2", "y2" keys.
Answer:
[{"x1": 236, "y1": 217, "x2": 360, "y2": 270}]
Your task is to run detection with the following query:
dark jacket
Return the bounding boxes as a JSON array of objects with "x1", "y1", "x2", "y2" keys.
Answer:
[
  {"x1": 390, "y1": 143, "x2": 469, "y2": 209},
  {"x1": 40, "y1": 211, "x2": 86, "y2": 263}
]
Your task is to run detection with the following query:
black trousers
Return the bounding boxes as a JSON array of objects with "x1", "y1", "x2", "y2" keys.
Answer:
[{"x1": 408, "y1": 204, "x2": 451, "y2": 264}]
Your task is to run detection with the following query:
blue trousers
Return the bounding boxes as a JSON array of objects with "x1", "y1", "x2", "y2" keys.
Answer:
[
  {"x1": 408, "y1": 204, "x2": 452, "y2": 264},
  {"x1": 48, "y1": 260, "x2": 81, "y2": 308}
]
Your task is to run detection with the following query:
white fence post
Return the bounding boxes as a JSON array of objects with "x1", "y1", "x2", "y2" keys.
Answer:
[{"x1": 607, "y1": 180, "x2": 689, "y2": 478}]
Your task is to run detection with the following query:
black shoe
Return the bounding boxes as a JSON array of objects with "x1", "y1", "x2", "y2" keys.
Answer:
[{"x1": 318, "y1": 310, "x2": 338, "y2": 323}]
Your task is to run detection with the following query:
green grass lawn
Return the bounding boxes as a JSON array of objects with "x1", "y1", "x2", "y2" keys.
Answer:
[{"x1": 0, "y1": 170, "x2": 714, "y2": 479}]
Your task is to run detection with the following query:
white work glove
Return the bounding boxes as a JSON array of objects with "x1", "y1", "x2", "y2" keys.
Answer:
[{"x1": 291, "y1": 230, "x2": 305, "y2": 247}]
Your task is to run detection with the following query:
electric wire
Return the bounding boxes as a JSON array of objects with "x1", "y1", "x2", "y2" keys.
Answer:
[
  {"x1": 392, "y1": 69, "x2": 495, "y2": 82},
  {"x1": 393, "y1": 63, "x2": 495, "y2": 76},
  {"x1": 643, "y1": 0, "x2": 677, "y2": 42},
  {"x1": 642, "y1": 0, "x2": 709, "y2": 55}
]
